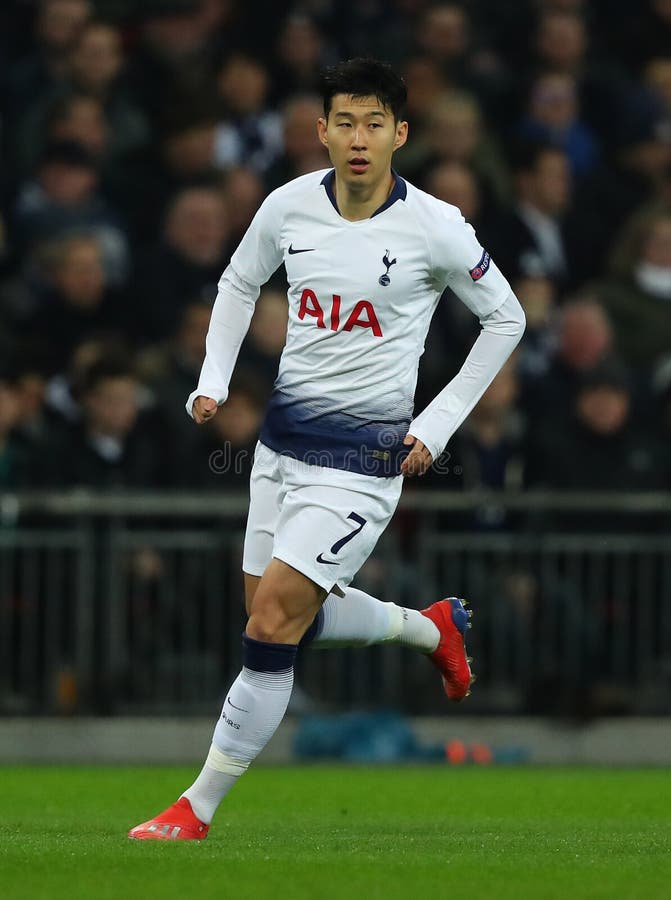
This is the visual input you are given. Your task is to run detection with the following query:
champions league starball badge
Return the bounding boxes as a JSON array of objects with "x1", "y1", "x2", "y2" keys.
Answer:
[
  {"x1": 469, "y1": 249, "x2": 491, "y2": 282},
  {"x1": 378, "y1": 250, "x2": 397, "y2": 286}
]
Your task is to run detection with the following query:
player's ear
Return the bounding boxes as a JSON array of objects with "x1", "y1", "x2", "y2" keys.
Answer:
[
  {"x1": 393, "y1": 120, "x2": 408, "y2": 150},
  {"x1": 317, "y1": 117, "x2": 329, "y2": 147}
]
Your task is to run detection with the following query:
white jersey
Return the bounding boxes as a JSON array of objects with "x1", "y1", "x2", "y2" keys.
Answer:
[{"x1": 189, "y1": 168, "x2": 517, "y2": 476}]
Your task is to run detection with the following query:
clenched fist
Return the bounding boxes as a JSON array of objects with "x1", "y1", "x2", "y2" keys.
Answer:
[
  {"x1": 401, "y1": 433, "x2": 433, "y2": 477},
  {"x1": 192, "y1": 396, "x2": 218, "y2": 424}
]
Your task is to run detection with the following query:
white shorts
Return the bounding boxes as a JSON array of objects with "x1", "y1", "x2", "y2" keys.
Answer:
[{"x1": 242, "y1": 442, "x2": 403, "y2": 594}]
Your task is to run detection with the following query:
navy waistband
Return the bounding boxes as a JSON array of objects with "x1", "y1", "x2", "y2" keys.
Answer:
[{"x1": 259, "y1": 395, "x2": 411, "y2": 477}]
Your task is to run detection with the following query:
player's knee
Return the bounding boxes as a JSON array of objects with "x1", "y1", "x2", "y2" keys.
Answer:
[
  {"x1": 246, "y1": 591, "x2": 315, "y2": 644},
  {"x1": 246, "y1": 609, "x2": 289, "y2": 643}
]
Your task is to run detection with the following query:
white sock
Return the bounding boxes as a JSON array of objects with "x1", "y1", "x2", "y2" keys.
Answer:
[
  {"x1": 311, "y1": 587, "x2": 439, "y2": 652},
  {"x1": 182, "y1": 646, "x2": 294, "y2": 824}
]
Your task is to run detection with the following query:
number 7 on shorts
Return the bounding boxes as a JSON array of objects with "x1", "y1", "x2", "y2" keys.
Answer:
[{"x1": 330, "y1": 512, "x2": 367, "y2": 555}]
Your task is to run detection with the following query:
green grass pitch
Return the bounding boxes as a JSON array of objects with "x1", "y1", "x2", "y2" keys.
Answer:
[{"x1": 1, "y1": 766, "x2": 670, "y2": 900}]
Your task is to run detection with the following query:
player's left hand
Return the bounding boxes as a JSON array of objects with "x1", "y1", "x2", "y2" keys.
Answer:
[{"x1": 401, "y1": 434, "x2": 433, "y2": 477}]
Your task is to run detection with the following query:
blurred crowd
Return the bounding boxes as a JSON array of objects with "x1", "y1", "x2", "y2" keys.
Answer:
[{"x1": 1, "y1": 0, "x2": 671, "y2": 495}]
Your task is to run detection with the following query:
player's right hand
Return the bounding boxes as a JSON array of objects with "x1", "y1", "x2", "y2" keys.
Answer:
[{"x1": 192, "y1": 396, "x2": 218, "y2": 424}]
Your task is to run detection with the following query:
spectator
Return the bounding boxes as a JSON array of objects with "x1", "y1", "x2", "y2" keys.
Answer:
[
  {"x1": 534, "y1": 9, "x2": 587, "y2": 74},
  {"x1": 161, "y1": 118, "x2": 219, "y2": 182},
  {"x1": 214, "y1": 54, "x2": 283, "y2": 174},
  {"x1": 601, "y1": 212, "x2": 671, "y2": 373},
  {"x1": 51, "y1": 357, "x2": 167, "y2": 488},
  {"x1": 424, "y1": 161, "x2": 482, "y2": 225},
  {"x1": 414, "y1": 2, "x2": 510, "y2": 116},
  {"x1": 13, "y1": 21, "x2": 150, "y2": 189},
  {"x1": 134, "y1": 185, "x2": 230, "y2": 340},
  {"x1": 13, "y1": 140, "x2": 130, "y2": 283},
  {"x1": 116, "y1": 116, "x2": 223, "y2": 243},
  {"x1": 25, "y1": 233, "x2": 130, "y2": 372},
  {"x1": 272, "y1": 14, "x2": 333, "y2": 101},
  {"x1": 264, "y1": 95, "x2": 330, "y2": 192},
  {"x1": 397, "y1": 91, "x2": 510, "y2": 209},
  {"x1": 414, "y1": 3, "x2": 471, "y2": 83},
  {"x1": 340, "y1": 0, "x2": 431, "y2": 66},
  {"x1": 487, "y1": 142, "x2": 603, "y2": 288},
  {"x1": 526, "y1": 295, "x2": 615, "y2": 421},
  {"x1": 531, "y1": 9, "x2": 631, "y2": 145},
  {"x1": 529, "y1": 361, "x2": 669, "y2": 491},
  {"x1": 588, "y1": 94, "x2": 671, "y2": 236},
  {"x1": 402, "y1": 56, "x2": 450, "y2": 129},
  {"x1": 3, "y1": 0, "x2": 91, "y2": 124},
  {"x1": 126, "y1": 0, "x2": 234, "y2": 129},
  {"x1": 519, "y1": 72, "x2": 599, "y2": 178},
  {"x1": 176, "y1": 371, "x2": 265, "y2": 488},
  {"x1": 43, "y1": 334, "x2": 127, "y2": 424},
  {"x1": 43, "y1": 93, "x2": 107, "y2": 162}
]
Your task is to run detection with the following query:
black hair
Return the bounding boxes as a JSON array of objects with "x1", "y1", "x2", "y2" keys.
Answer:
[
  {"x1": 320, "y1": 58, "x2": 407, "y2": 122},
  {"x1": 45, "y1": 91, "x2": 96, "y2": 129},
  {"x1": 577, "y1": 359, "x2": 630, "y2": 395},
  {"x1": 40, "y1": 139, "x2": 98, "y2": 170},
  {"x1": 83, "y1": 357, "x2": 135, "y2": 394},
  {"x1": 508, "y1": 139, "x2": 566, "y2": 174}
]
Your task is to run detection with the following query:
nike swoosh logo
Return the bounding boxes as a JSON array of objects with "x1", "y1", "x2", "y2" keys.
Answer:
[
  {"x1": 316, "y1": 553, "x2": 340, "y2": 566},
  {"x1": 288, "y1": 244, "x2": 315, "y2": 254},
  {"x1": 227, "y1": 696, "x2": 249, "y2": 713}
]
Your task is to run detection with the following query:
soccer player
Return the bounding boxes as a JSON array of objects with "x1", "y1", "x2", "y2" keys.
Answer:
[{"x1": 129, "y1": 58, "x2": 525, "y2": 841}]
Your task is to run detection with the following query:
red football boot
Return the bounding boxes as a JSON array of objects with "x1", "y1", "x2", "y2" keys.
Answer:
[
  {"x1": 421, "y1": 597, "x2": 475, "y2": 702},
  {"x1": 128, "y1": 797, "x2": 209, "y2": 841}
]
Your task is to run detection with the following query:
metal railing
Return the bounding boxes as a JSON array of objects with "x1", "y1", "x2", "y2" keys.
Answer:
[{"x1": 1, "y1": 490, "x2": 670, "y2": 716}]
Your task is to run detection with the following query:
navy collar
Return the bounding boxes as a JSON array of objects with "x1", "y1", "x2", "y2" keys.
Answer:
[{"x1": 320, "y1": 169, "x2": 407, "y2": 218}]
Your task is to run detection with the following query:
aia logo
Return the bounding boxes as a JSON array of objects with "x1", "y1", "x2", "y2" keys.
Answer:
[
  {"x1": 298, "y1": 289, "x2": 382, "y2": 337},
  {"x1": 378, "y1": 249, "x2": 397, "y2": 286}
]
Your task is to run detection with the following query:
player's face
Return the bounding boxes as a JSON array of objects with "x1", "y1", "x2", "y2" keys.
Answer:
[{"x1": 317, "y1": 94, "x2": 407, "y2": 189}]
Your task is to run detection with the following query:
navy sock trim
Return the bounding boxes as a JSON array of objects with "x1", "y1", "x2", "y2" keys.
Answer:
[
  {"x1": 242, "y1": 633, "x2": 298, "y2": 672},
  {"x1": 299, "y1": 608, "x2": 325, "y2": 647}
]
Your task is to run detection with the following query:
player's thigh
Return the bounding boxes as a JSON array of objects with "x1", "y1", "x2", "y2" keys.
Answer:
[
  {"x1": 272, "y1": 471, "x2": 402, "y2": 596},
  {"x1": 244, "y1": 573, "x2": 261, "y2": 615},
  {"x1": 242, "y1": 442, "x2": 282, "y2": 588}
]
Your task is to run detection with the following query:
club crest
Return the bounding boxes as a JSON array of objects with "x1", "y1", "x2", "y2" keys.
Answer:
[{"x1": 378, "y1": 249, "x2": 397, "y2": 286}]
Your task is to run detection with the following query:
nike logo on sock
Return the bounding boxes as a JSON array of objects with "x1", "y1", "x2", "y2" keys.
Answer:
[
  {"x1": 288, "y1": 244, "x2": 315, "y2": 254},
  {"x1": 316, "y1": 553, "x2": 340, "y2": 566},
  {"x1": 227, "y1": 696, "x2": 249, "y2": 713}
]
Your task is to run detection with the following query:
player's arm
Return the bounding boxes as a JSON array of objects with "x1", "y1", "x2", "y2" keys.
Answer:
[
  {"x1": 404, "y1": 291, "x2": 525, "y2": 472},
  {"x1": 403, "y1": 211, "x2": 525, "y2": 474},
  {"x1": 186, "y1": 194, "x2": 284, "y2": 423}
]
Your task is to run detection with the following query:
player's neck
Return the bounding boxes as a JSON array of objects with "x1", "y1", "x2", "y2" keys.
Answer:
[{"x1": 333, "y1": 170, "x2": 395, "y2": 221}]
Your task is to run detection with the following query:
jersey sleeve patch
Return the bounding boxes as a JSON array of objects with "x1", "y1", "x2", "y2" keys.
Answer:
[{"x1": 469, "y1": 249, "x2": 491, "y2": 282}]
